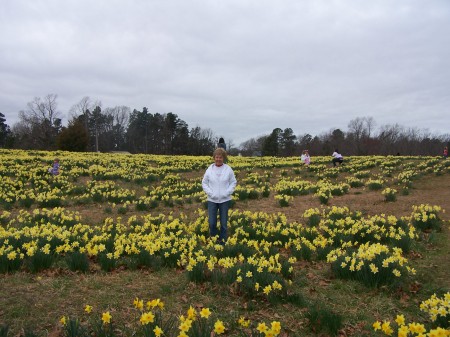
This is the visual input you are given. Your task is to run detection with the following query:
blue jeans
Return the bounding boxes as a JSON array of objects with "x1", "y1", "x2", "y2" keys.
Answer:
[{"x1": 207, "y1": 200, "x2": 230, "y2": 243}]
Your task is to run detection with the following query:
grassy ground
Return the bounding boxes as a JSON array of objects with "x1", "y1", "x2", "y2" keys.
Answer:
[{"x1": 0, "y1": 159, "x2": 449, "y2": 337}]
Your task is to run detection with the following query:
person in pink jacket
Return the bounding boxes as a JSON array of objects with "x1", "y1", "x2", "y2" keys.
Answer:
[{"x1": 202, "y1": 148, "x2": 237, "y2": 244}]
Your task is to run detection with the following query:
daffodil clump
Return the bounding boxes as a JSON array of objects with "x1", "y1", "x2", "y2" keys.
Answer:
[
  {"x1": 274, "y1": 194, "x2": 293, "y2": 207},
  {"x1": 382, "y1": 188, "x2": 398, "y2": 202},
  {"x1": 315, "y1": 186, "x2": 332, "y2": 205},
  {"x1": 234, "y1": 185, "x2": 265, "y2": 201},
  {"x1": 327, "y1": 242, "x2": 414, "y2": 287},
  {"x1": 329, "y1": 182, "x2": 350, "y2": 196},
  {"x1": 411, "y1": 204, "x2": 443, "y2": 232},
  {"x1": 366, "y1": 178, "x2": 385, "y2": 191},
  {"x1": 353, "y1": 170, "x2": 372, "y2": 179},
  {"x1": 59, "y1": 297, "x2": 286, "y2": 337},
  {"x1": 420, "y1": 293, "x2": 450, "y2": 328},
  {"x1": 184, "y1": 249, "x2": 292, "y2": 302},
  {"x1": 60, "y1": 298, "x2": 226, "y2": 337},
  {"x1": 87, "y1": 180, "x2": 136, "y2": 203},
  {"x1": 346, "y1": 176, "x2": 365, "y2": 188},
  {"x1": 143, "y1": 176, "x2": 203, "y2": 205},
  {"x1": 397, "y1": 169, "x2": 418, "y2": 188},
  {"x1": 319, "y1": 213, "x2": 416, "y2": 252},
  {"x1": 60, "y1": 304, "x2": 115, "y2": 337},
  {"x1": 322, "y1": 206, "x2": 357, "y2": 221},
  {"x1": 302, "y1": 208, "x2": 321, "y2": 227},
  {"x1": 274, "y1": 178, "x2": 314, "y2": 196},
  {"x1": 373, "y1": 312, "x2": 450, "y2": 336},
  {"x1": 237, "y1": 316, "x2": 282, "y2": 336}
]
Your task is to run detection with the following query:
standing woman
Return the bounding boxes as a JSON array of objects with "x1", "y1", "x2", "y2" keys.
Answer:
[{"x1": 202, "y1": 148, "x2": 237, "y2": 244}]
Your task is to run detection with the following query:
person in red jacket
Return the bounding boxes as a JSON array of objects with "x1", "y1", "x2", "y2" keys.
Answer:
[{"x1": 444, "y1": 146, "x2": 448, "y2": 159}]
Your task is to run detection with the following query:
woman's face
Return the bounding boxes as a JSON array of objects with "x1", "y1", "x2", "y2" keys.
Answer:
[{"x1": 214, "y1": 155, "x2": 224, "y2": 166}]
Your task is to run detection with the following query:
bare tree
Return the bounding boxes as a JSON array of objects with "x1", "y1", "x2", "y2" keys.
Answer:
[
  {"x1": 11, "y1": 121, "x2": 33, "y2": 149},
  {"x1": 347, "y1": 116, "x2": 377, "y2": 155},
  {"x1": 239, "y1": 136, "x2": 267, "y2": 156},
  {"x1": 365, "y1": 116, "x2": 376, "y2": 138},
  {"x1": 17, "y1": 94, "x2": 62, "y2": 149},
  {"x1": 227, "y1": 138, "x2": 236, "y2": 154},
  {"x1": 69, "y1": 96, "x2": 95, "y2": 119},
  {"x1": 378, "y1": 123, "x2": 404, "y2": 155},
  {"x1": 69, "y1": 96, "x2": 101, "y2": 136},
  {"x1": 24, "y1": 94, "x2": 61, "y2": 126}
]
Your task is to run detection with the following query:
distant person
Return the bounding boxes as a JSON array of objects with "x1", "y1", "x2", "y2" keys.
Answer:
[
  {"x1": 300, "y1": 150, "x2": 311, "y2": 165},
  {"x1": 444, "y1": 146, "x2": 448, "y2": 159},
  {"x1": 218, "y1": 137, "x2": 227, "y2": 151},
  {"x1": 331, "y1": 149, "x2": 344, "y2": 167},
  {"x1": 202, "y1": 148, "x2": 237, "y2": 244},
  {"x1": 48, "y1": 158, "x2": 60, "y2": 175},
  {"x1": 217, "y1": 137, "x2": 227, "y2": 163}
]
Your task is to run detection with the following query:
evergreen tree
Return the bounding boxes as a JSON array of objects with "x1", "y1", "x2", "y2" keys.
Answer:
[
  {"x1": 262, "y1": 128, "x2": 282, "y2": 156},
  {"x1": 57, "y1": 116, "x2": 89, "y2": 151},
  {"x1": 0, "y1": 112, "x2": 11, "y2": 148}
]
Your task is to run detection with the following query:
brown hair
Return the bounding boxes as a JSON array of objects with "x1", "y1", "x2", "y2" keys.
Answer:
[{"x1": 213, "y1": 147, "x2": 228, "y2": 161}]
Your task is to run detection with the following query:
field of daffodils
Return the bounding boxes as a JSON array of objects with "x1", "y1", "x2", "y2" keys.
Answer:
[{"x1": 0, "y1": 149, "x2": 449, "y2": 337}]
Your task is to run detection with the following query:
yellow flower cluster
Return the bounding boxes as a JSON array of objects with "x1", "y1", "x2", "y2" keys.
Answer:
[
  {"x1": 382, "y1": 188, "x2": 397, "y2": 196},
  {"x1": 274, "y1": 194, "x2": 293, "y2": 207},
  {"x1": 373, "y1": 313, "x2": 450, "y2": 337},
  {"x1": 420, "y1": 293, "x2": 450, "y2": 323}
]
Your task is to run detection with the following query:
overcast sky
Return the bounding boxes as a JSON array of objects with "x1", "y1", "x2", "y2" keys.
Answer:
[{"x1": 1, "y1": 0, "x2": 449, "y2": 146}]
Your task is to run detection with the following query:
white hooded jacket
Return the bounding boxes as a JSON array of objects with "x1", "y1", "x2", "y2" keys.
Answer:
[{"x1": 202, "y1": 163, "x2": 237, "y2": 203}]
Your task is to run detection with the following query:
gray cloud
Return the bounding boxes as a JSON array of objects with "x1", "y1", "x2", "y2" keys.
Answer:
[{"x1": 1, "y1": 0, "x2": 449, "y2": 145}]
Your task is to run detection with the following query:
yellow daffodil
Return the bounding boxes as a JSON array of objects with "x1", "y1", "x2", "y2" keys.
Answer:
[
  {"x1": 200, "y1": 308, "x2": 211, "y2": 318},
  {"x1": 101, "y1": 311, "x2": 112, "y2": 324},
  {"x1": 214, "y1": 319, "x2": 225, "y2": 334},
  {"x1": 257, "y1": 322, "x2": 268, "y2": 333},
  {"x1": 153, "y1": 326, "x2": 163, "y2": 337},
  {"x1": 140, "y1": 312, "x2": 155, "y2": 325},
  {"x1": 373, "y1": 321, "x2": 381, "y2": 331}
]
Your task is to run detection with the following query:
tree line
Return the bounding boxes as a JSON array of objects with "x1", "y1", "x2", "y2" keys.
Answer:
[
  {"x1": 242, "y1": 116, "x2": 449, "y2": 157},
  {"x1": 1, "y1": 94, "x2": 448, "y2": 156},
  {"x1": 1, "y1": 95, "x2": 217, "y2": 155}
]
